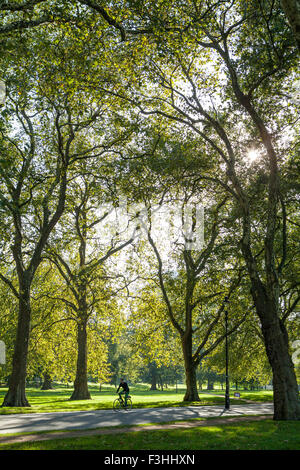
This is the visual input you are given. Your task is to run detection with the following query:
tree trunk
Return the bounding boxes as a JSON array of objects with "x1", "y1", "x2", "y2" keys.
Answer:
[
  {"x1": 214, "y1": 30, "x2": 299, "y2": 419},
  {"x1": 70, "y1": 204, "x2": 91, "y2": 401},
  {"x1": 249, "y1": 277, "x2": 300, "y2": 419},
  {"x1": 2, "y1": 282, "x2": 31, "y2": 407},
  {"x1": 182, "y1": 334, "x2": 200, "y2": 401},
  {"x1": 207, "y1": 378, "x2": 215, "y2": 390},
  {"x1": 158, "y1": 374, "x2": 164, "y2": 391},
  {"x1": 41, "y1": 372, "x2": 53, "y2": 390},
  {"x1": 184, "y1": 363, "x2": 200, "y2": 401},
  {"x1": 258, "y1": 304, "x2": 300, "y2": 420},
  {"x1": 150, "y1": 364, "x2": 158, "y2": 391},
  {"x1": 240, "y1": 206, "x2": 300, "y2": 419},
  {"x1": 70, "y1": 321, "x2": 91, "y2": 400}
]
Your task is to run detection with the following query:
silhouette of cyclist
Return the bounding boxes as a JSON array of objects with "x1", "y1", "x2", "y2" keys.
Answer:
[{"x1": 117, "y1": 378, "x2": 130, "y2": 406}]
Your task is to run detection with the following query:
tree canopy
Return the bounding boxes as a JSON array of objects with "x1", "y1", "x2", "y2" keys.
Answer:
[{"x1": 0, "y1": 0, "x2": 299, "y2": 420}]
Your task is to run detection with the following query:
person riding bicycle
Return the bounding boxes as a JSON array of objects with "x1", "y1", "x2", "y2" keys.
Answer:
[{"x1": 116, "y1": 378, "x2": 130, "y2": 407}]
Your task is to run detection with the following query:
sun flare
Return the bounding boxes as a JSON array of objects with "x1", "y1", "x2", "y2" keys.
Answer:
[{"x1": 247, "y1": 149, "x2": 260, "y2": 163}]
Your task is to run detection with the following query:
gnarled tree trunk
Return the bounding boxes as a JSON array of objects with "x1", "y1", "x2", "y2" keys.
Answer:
[
  {"x1": 2, "y1": 280, "x2": 31, "y2": 407},
  {"x1": 182, "y1": 333, "x2": 200, "y2": 402},
  {"x1": 254, "y1": 289, "x2": 300, "y2": 420},
  {"x1": 70, "y1": 320, "x2": 91, "y2": 400}
]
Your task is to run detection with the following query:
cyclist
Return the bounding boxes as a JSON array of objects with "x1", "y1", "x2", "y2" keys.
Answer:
[{"x1": 116, "y1": 378, "x2": 130, "y2": 407}]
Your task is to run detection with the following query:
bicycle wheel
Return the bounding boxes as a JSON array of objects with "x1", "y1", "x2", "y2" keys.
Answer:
[
  {"x1": 124, "y1": 398, "x2": 132, "y2": 410},
  {"x1": 113, "y1": 398, "x2": 122, "y2": 411}
]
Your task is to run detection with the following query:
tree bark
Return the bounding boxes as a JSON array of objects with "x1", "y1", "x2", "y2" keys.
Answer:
[
  {"x1": 184, "y1": 363, "x2": 200, "y2": 401},
  {"x1": 2, "y1": 280, "x2": 31, "y2": 407},
  {"x1": 149, "y1": 363, "x2": 158, "y2": 390},
  {"x1": 70, "y1": 201, "x2": 91, "y2": 401},
  {"x1": 70, "y1": 321, "x2": 91, "y2": 400},
  {"x1": 182, "y1": 333, "x2": 200, "y2": 401},
  {"x1": 41, "y1": 372, "x2": 53, "y2": 390},
  {"x1": 239, "y1": 248, "x2": 300, "y2": 419},
  {"x1": 254, "y1": 291, "x2": 300, "y2": 420}
]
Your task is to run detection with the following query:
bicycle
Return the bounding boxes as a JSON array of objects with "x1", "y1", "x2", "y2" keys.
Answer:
[{"x1": 113, "y1": 393, "x2": 132, "y2": 411}]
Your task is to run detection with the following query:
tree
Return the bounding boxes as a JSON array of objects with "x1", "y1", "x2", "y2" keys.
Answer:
[
  {"x1": 0, "y1": 85, "x2": 73, "y2": 407},
  {"x1": 44, "y1": 168, "x2": 136, "y2": 400},
  {"x1": 122, "y1": 159, "x2": 248, "y2": 400},
  {"x1": 191, "y1": 2, "x2": 300, "y2": 420},
  {"x1": 113, "y1": 0, "x2": 299, "y2": 419},
  {"x1": 0, "y1": 36, "x2": 124, "y2": 405}
]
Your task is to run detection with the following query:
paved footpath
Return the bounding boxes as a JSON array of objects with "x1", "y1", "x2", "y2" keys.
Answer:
[{"x1": 0, "y1": 403, "x2": 273, "y2": 436}]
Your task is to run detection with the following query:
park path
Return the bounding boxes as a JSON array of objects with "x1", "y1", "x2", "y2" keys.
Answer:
[
  {"x1": 0, "y1": 402, "x2": 274, "y2": 445},
  {"x1": 0, "y1": 414, "x2": 272, "y2": 446}
]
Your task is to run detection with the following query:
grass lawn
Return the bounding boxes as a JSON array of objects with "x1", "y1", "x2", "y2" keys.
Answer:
[
  {"x1": 0, "y1": 419, "x2": 299, "y2": 450},
  {"x1": 0, "y1": 383, "x2": 272, "y2": 415}
]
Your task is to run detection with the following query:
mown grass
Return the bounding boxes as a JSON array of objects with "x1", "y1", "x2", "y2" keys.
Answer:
[
  {"x1": 0, "y1": 419, "x2": 299, "y2": 450},
  {"x1": 0, "y1": 383, "x2": 271, "y2": 415}
]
